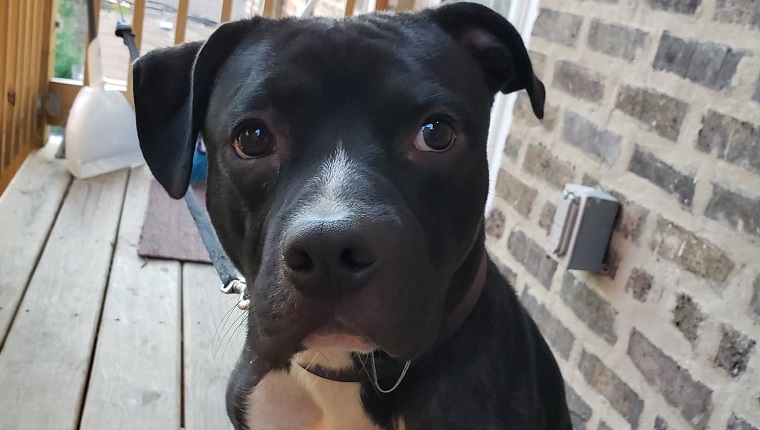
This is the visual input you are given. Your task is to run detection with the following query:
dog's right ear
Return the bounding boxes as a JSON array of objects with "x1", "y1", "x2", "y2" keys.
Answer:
[
  {"x1": 133, "y1": 19, "x2": 261, "y2": 198},
  {"x1": 426, "y1": 2, "x2": 545, "y2": 119}
]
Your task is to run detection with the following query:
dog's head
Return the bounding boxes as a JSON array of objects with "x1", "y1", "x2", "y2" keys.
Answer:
[{"x1": 133, "y1": 2, "x2": 544, "y2": 366}]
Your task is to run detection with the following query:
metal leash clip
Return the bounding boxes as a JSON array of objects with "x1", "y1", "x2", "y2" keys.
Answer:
[{"x1": 221, "y1": 279, "x2": 250, "y2": 310}]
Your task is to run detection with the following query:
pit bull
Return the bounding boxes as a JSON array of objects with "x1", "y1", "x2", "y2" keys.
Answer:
[{"x1": 132, "y1": 3, "x2": 572, "y2": 429}]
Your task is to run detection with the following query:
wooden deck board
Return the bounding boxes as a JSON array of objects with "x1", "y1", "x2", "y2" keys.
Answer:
[
  {"x1": 183, "y1": 262, "x2": 242, "y2": 430},
  {"x1": 0, "y1": 143, "x2": 71, "y2": 346},
  {"x1": 0, "y1": 149, "x2": 246, "y2": 428},
  {"x1": 0, "y1": 169, "x2": 128, "y2": 429},
  {"x1": 79, "y1": 166, "x2": 182, "y2": 430}
]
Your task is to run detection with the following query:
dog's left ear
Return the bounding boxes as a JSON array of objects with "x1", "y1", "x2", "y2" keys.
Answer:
[
  {"x1": 426, "y1": 2, "x2": 545, "y2": 118},
  {"x1": 133, "y1": 19, "x2": 262, "y2": 198}
]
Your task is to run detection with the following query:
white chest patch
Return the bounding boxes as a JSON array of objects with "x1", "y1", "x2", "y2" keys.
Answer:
[{"x1": 246, "y1": 349, "x2": 385, "y2": 430}]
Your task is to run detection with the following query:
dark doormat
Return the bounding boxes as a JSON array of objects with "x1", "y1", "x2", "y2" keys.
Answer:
[{"x1": 138, "y1": 180, "x2": 212, "y2": 264}]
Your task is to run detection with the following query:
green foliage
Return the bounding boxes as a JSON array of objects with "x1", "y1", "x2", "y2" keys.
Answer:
[{"x1": 54, "y1": 0, "x2": 85, "y2": 79}]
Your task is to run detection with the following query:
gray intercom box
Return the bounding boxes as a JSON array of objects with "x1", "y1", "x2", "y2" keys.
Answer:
[{"x1": 549, "y1": 184, "x2": 619, "y2": 272}]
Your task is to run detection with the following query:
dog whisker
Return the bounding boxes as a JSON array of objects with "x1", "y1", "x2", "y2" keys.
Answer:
[
  {"x1": 216, "y1": 310, "x2": 248, "y2": 358},
  {"x1": 213, "y1": 303, "x2": 241, "y2": 356},
  {"x1": 363, "y1": 353, "x2": 380, "y2": 395},
  {"x1": 222, "y1": 313, "x2": 248, "y2": 358},
  {"x1": 301, "y1": 351, "x2": 319, "y2": 371},
  {"x1": 356, "y1": 353, "x2": 372, "y2": 382}
]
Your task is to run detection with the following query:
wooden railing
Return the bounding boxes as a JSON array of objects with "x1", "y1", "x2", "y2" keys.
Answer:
[
  {"x1": 0, "y1": 0, "x2": 57, "y2": 193},
  {"x1": 45, "y1": 0, "x2": 394, "y2": 127},
  {"x1": 1, "y1": 0, "x2": 397, "y2": 194}
]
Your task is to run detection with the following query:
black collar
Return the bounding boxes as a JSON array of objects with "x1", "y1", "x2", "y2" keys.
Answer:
[{"x1": 299, "y1": 253, "x2": 488, "y2": 384}]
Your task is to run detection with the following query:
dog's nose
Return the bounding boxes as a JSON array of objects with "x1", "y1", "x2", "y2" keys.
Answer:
[{"x1": 283, "y1": 220, "x2": 380, "y2": 296}]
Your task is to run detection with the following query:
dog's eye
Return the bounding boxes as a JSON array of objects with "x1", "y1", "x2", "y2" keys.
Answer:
[
  {"x1": 414, "y1": 118, "x2": 456, "y2": 152},
  {"x1": 232, "y1": 122, "x2": 276, "y2": 159}
]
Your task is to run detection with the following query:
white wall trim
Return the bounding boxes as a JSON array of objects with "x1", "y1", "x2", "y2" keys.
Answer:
[{"x1": 484, "y1": 0, "x2": 542, "y2": 211}]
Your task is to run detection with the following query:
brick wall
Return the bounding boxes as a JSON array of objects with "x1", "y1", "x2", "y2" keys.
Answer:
[{"x1": 486, "y1": 0, "x2": 760, "y2": 428}]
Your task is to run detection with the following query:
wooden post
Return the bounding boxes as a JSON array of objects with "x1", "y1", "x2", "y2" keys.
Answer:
[
  {"x1": 9, "y1": 0, "x2": 22, "y2": 160},
  {"x1": 345, "y1": 0, "x2": 356, "y2": 16},
  {"x1": 83, "y1": 0, "x2": 100, "y2": 86},
  {"x1": 19, "y1": 0, "x2": 33, "y2": 152},
  {"x1": 29, "y1": 0, "x2": 42, "y2": 142},
  {"x1": 126, "y1": 0, "x2": 146, "y2": 106},
  {"x1": 133, "y1": 0, "x2": 146, "y2": 50},
  {"x1": 38, "y1": 0, "x2": 58, "y2": 143},
  {"x1": 375, "y1": 0, "x2": 389, "y2": 10},
  {"x1": 263, "y1": 0, "x2": 276, "y2": 18},
  {"x1": 221, "y1": 0, "x2": 233, "y2": 22},
  {"x1": 174, "y1": 0, "x2": 190, "y2": 45},
  {"x1": 0, "y1": 0, "x2": 10, "y2": 177}
]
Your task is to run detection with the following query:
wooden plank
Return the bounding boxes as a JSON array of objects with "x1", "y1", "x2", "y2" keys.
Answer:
[
  {"x1": 11, "y1": 0, "x2": 29, "y2": 159},
  {"x1": 0, "y1": 0, "x2": 9, "y2": 178},
  {"x1": 38, "y1": 0, "x2": 58, "y2": 137},
  {"x1": 375, "y1": 0, "x2": 389, "y2": 10},
  {"x1": 174, "y1": 0, "x2": 189, "y2": 45},
  {"x1": 345, "y1": 0, "x2": 356, "y2": 16},
  {"x1": 45, "y1": 0, "x2": 59, "y2": 80},
  {"x1": 221, "y1": 0, "x2": 233, "y2": 22},
  {"x1": 4, "y1": 0, "x2": 18, "y2": 169},
  {"x1": 0, "y1": 169, "x2": 129, "y2": 430},
  {"x1": 263, "y1": 0, "x2": 276, "y2": 18},
  {"x1": 133, "y1": 0, "x2": 146, "y2": 51},
  {"x1": 18, "y1": 0, "x2": 33, "y2": 156},
  {"x1": 26, "y1": 0, "x2": 39, "y2": 144},
  {"x1": 79, "y1": 166, "x2": 181, "y2": 430},
  {"x1": 29, "y1": 0, "x2": 45, "y2": 145},
  {"x1": 0, "y1": 143, "x2": 70, "y2": 345},
  {"x1": 0, "y1": 140, "x2": 32, "y2": 194},
  {"x1": 83, "y1": 0, "x2": 101, "y2": 86},
  {"x1": 44, "y1": 0, "x2": 59, "y2": 78},
  {"x1": 183, "y1": 262, "x2": 243, "y2": 430}
]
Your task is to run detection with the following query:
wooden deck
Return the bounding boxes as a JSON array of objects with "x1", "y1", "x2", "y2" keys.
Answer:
[{"x1": 0, "y1": 141, "x2": 242, "y2": 429}]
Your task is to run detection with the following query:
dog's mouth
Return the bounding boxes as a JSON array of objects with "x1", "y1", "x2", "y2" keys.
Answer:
[{"x1": 301, "y1": 319, "x2": 377, "y2": 354}]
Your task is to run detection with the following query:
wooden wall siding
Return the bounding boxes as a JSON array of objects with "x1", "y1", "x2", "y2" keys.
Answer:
[{"x1": 0, "y1": 0, "x2": 55, "y2": 195}]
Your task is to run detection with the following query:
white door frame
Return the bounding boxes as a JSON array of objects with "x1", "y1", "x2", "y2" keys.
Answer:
[{"x1": 483, "y1": 0, "x2": 541, "y2": 210}]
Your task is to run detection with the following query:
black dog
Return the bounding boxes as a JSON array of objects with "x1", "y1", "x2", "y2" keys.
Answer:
[{"x1": 133, "y1": 3, "x2": 571, "y2": 429}]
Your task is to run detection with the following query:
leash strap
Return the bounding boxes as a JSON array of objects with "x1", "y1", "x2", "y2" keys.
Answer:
[
  {"x1": 118, "y1": 18, "x2": 248, "y2": 302},
  {"x1": 115, "y1": 21, "x2": 139, "y2": 60},
  {"x1": 183, "y1": 190, "x2": 241, "y2": 287}
]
